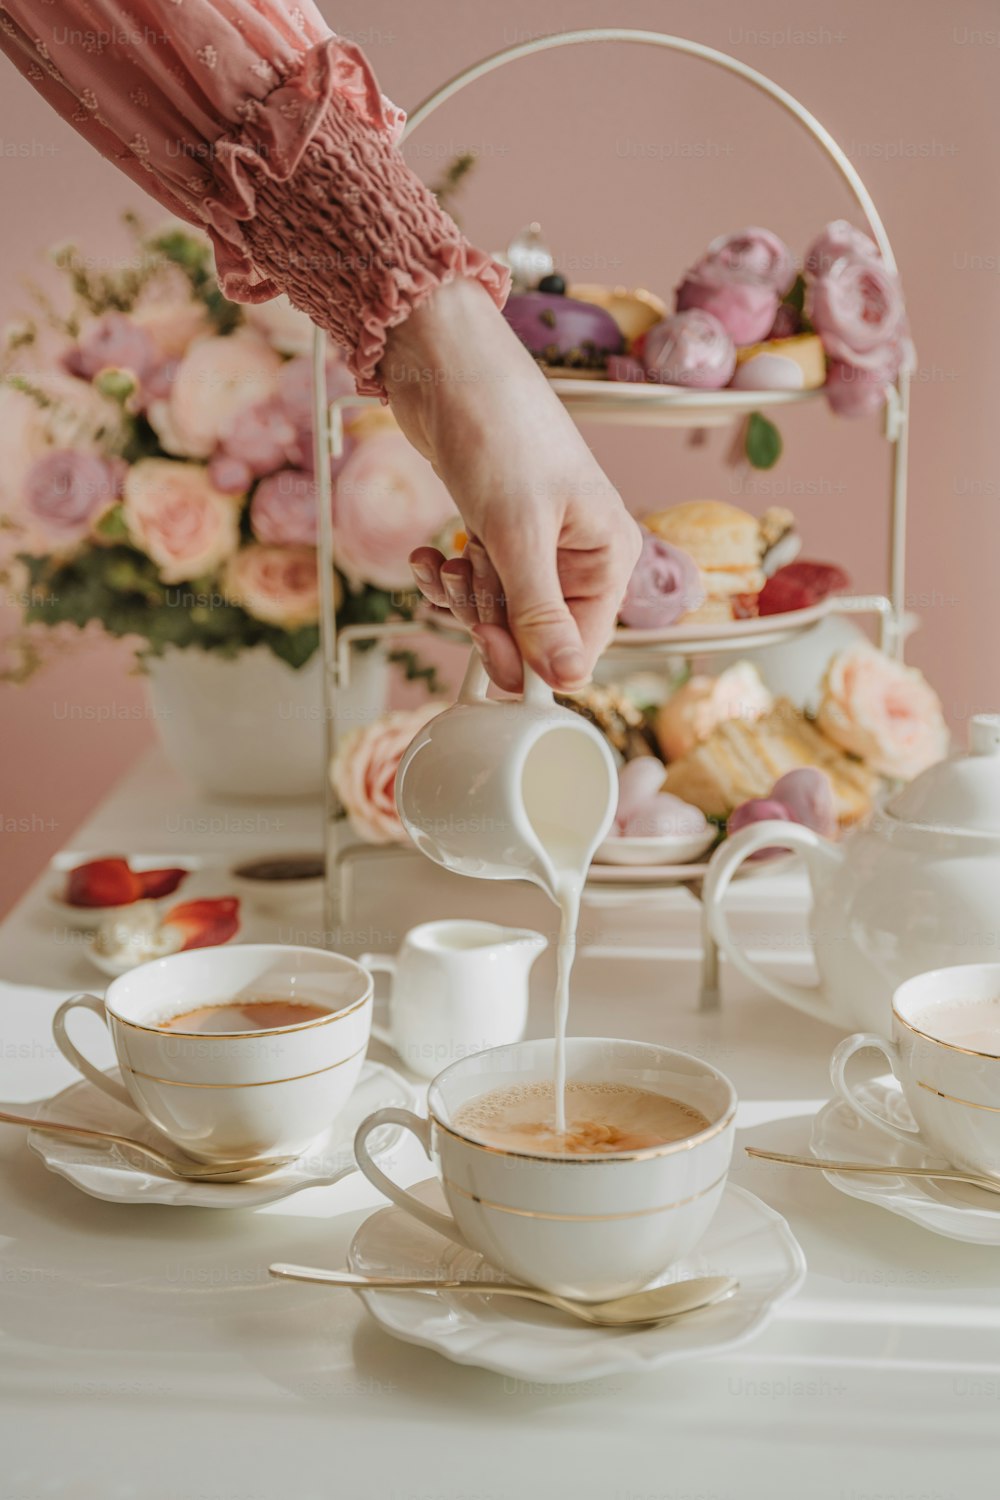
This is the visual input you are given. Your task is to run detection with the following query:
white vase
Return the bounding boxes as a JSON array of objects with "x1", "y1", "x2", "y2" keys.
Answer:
[{"x1": 145, "y1": 646, "x2": 326, "y2": 800}]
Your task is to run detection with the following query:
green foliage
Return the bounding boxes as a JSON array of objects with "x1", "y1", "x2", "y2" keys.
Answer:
[{"x1": 148, "y1": 229, "x2": 243, "y2": 334}]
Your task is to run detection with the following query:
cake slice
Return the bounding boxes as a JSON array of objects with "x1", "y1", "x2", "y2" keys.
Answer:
[{"x1": 664, "y1": 699, "x2": 878, "y2": 826}]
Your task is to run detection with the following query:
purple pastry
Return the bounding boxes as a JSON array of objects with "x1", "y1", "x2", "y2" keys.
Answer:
[
  {"x1": 618, "y1": 530, "x2": 705, "y2": 629},
  {"x1": 643, "y1": 311, "x2": 736, "y2": 389},
  {"x1": 502, "y1": 291, "x2": 623, "y2": 370}
]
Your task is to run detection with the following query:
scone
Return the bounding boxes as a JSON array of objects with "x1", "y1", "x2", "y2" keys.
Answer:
[
  {"x1": 640, "y1": 501, "x2": 798, "y2": 620},
  {"x1": 665, "y1": 699, "x2": 879, "y2": 826},
  {"x1": 729, "y1": 333, "x2": 827, "y2": 391}
]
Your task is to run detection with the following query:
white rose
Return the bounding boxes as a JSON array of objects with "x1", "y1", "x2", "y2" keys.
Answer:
[{"x1": 147, "y1": 331, "x2": 282, "y2": 459}]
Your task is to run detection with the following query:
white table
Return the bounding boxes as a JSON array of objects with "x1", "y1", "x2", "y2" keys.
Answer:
[{"x1": 1, "y1": 750, "x2": 997, "y2": 1499}]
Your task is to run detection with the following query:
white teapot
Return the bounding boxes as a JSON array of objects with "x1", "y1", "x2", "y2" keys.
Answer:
[{"x1": 702, "y1": 715, "x2": 1000, "y2": 1033}]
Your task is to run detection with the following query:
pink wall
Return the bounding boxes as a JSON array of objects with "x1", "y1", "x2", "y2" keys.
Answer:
[{"x1": 2, "y1": 0, "x2": 998, "y2": 914}]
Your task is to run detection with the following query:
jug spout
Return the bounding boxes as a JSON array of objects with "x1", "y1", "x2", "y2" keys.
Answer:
[{"x1": 498, "y1": 927, "x2": 549, "y2": 972}]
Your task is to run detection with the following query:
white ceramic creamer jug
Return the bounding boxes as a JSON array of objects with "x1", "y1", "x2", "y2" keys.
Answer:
[{"x1": 395, "y1": 652, "x2": 617, "y2": 897}]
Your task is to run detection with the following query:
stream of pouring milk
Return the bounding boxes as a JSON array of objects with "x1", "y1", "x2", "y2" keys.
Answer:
[{"x1": 529, "y1": 816, "x2": 589, "y2": 1136}]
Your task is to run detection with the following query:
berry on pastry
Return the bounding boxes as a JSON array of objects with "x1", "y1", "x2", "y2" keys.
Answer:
[{"x1": 757, "y1": 561, "x2": 850, "y2": 615}]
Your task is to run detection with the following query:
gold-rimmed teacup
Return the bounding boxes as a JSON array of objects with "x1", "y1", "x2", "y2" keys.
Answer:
[
  {"x1": 354, "y1": 1038, "x2": 736, "y2": 1300},
  {"x1": 52, "y1": 944, "x2": 372, "y2": 1163},
  {"x1": 831, "y1": 963, "x2": 1000, "y2": 1180}
]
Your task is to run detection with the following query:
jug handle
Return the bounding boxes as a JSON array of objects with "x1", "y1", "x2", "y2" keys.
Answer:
[
  {"x1": 458, "y1": 649, "x2": 554, "y2": 707},
  {"x1": 702, "y1": 821, "x2": 842, "y2": 1026}
]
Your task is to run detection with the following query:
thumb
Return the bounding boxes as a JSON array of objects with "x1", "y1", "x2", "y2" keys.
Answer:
[{"x1": 497, "y1": 542, "x2": 587, "y2": 691}]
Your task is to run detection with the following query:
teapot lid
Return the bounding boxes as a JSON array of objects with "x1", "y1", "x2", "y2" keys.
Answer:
[{"x1": 886, "y1": 715, "x2": 1000, "y2": 833}]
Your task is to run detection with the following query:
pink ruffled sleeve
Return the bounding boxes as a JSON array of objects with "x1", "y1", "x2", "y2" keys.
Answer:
[{"x1": 0, "y1": 0, "x2": 509, "y2": 394}]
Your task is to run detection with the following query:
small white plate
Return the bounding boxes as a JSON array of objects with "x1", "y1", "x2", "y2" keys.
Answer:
[
  {"x1": 811, "y1": 1078, "x2": 1000, "y2": 1245},
  {"x1": 47, "y1": 857, "x2": 195, "y2": 931},
  {"x1": 586, "y1": 852, "x2": 791, "y2": 887},
  {"x1": 28, "y1": 1060, "x2": 420, "y2": 1209},
  {"x1": 347, "y1": 1178, "x2": 805, "y2": 1382},
  {"x1": 594, "y1": 830, "x2": 715, "y2": 866}
]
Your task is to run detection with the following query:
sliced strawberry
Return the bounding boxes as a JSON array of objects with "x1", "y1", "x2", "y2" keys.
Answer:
[
  {"x1": 65, "y1": 857, "x2": 142, "y2": 909},
  {"x1": 162, "y1": 898, "x2": 240, "y2": 952},
  {"x1": 731, "y1": 593, "x2": 760, "y2": 620},
  {"x1": 137, "y1": 867, "x2": 189, "y2": 900},
  {"x1": 758, "y1": 561, "x2": 850, "y2": 617}
]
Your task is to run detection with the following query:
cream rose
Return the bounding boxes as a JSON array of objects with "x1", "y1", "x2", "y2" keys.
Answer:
[
  {"x1": 244, "y1": 294, "x2": 315, "y2": 356},
  {"x1": 130, "y1": 265, "x2": 214, "y2": 359},
  {"x1": 332, "y1": 430, "x2": 457, "y2": 589},
  {"x1": 330, "y1": 702, "x2": 445, "y2": 844},
  {"x1": 655, "y1": 662, "x2": 773, "y2": 761},
  {"x1": 816, "y1": 644, "x2": 949, "y2": 780},
  {"x1": 147, "y1": 331, "x2": 282, "y2": 459},
  {"x1": 224, "y1": 544, "x2": 325, "y2": 628},
  {"x1": 123, "y1": 459, "x2": 241, "y2": 583},
  {"x1": 0, "y1": 374, "x2": 123, "y2": 511}
]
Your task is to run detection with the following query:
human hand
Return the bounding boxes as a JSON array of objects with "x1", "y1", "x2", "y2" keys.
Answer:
[{"x1": 382, "y1": 279, "x2": 641, "y2": 692}]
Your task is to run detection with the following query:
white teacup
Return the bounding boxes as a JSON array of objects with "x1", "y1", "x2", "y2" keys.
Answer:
[
  {"x1": 52, "y1": 944, "x2": 372, "y2": 1163},
  {"x1": 361, "y1": 919, "x2": 546, "y2": 1080},
  {"x1": 354, "y1": 1037, "x2": 736, "y2": 1300},
  {"x1": 831, "y1": 963, "x2": 1000, "y2": 1178}
]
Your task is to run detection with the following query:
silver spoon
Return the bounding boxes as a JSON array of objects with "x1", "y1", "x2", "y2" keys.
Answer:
[
  {"x1": 746, "y1": 1146, "x2": 1000, "y2": 1197},
  {"x1": 0, "y1": 1108, "x2": 296, "y2": 1183},
  {"x1": 268, "y1": 1263, "x2": 738, "y2": 1327}
]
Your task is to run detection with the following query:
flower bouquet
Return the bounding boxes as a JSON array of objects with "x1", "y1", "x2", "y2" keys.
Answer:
[{"x1": 0, "y1": 217, "x2": 459, "y2": 681}]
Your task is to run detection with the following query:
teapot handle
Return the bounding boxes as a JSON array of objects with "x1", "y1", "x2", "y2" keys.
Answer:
[
  {"x1": 702, "y1": 821, "x2": 843, "y2": 1026},
  {"x1": 458, "y1": 649, "x2": 554, "y2": 707}
]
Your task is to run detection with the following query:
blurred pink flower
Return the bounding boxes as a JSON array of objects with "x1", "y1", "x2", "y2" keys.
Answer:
[
  {"x1": 804, "y1": 220, "x2": 881, "y2": 278},
  {"x1": 643, "y1": 311, "x2": 736, "y2": 388},
  {"x1": 332, "y1": 431, "x2": 455, "y2": 590},
  {"x1": 130, "y1": 266, "x2": 213, "y2": 358},
  {"x1": 218, "y1": 398, "x2": 299, "y2": 477},
  {"x1": 700, "y1": 228, "x2": 797, "y2": 294},
  {"x1": 677, "y1": 275, "x2": 778, "y2": 346},
  {"x1": 330, "y1": 701, "x2": 445, "y2": 844},
  {"x1": 208, "y1": 454, "x2": 254, "y2": 493},
  {"x1": 244, "y1": 294, "x2": 315, "y2": 356},
  {"x1": 224, "y1": 544, "x2": 323, "y2": 628},
  {"x1": 67, "y1": 312, "x2": 158, "y2": 384},
  {"x1": 250, "y1": 469, "x2": 318, "y2": 547},
  {"x1": 817, "y1": 644, "x2": 949, "y2": 780},
  {"x1": 123, "y1": 459, "x2": 241, "y2": 583},
  {"x1": 824, "y1": 350, "x2": 902, "y2": 417},
  {"x1": 276, "y1": 354, "x2": 357, "y2": 476},
  {"x1": 146, "y1": 331, "x2": 282, "y2": 459},
  {"x1": 807, "y1": 257, "x2": 905, "y2": 368},
  {"x1": 21, "y1": 449, "x2": 119, "y2": 551},
  {"x1": 0, "y1": 374, "x2": 123, "y2": 513}
]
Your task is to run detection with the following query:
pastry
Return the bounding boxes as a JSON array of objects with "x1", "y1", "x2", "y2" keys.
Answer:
[
  {"x1": 642, "y1": 311, "x2": 736, "y2": 389},
  {"x1": 502, "y1": 291, "x2": 623, "y2": 371},
  {"x1": 654, "y1": 663, "x2": 773, "y2": 762},
  {"x1": 665, "y1": 699, "x2": 879, "y2": 826},
  {"x1": 556, "y1": 683, "x2": 656, "y2": 760},
  {"x1": 729, "y1": 333, "x2": 827, "y2": 391},
  {"x1": 641, "y1": 501, "x2": 807, "y2": 621},
  {"x1": 570, "y1": 285, "x2": 668, "y2": 345}
]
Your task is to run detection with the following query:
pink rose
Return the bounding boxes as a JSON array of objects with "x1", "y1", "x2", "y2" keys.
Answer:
[
  {"x1": 276, "y1": 355, "x2": 358, "y2": 477},
  {"x1": 130, "y1": 266, "x2": 214, "y2": 358},
  {"x1": 67, "y1": 312, "x2": 158, "y2": 385},
  {"x1": 655, "y1": 663, "x2": 773, "y2": 762},
  {"x1": 123, "y1": 459, "x2": 241, "y2": 583},
  {"x1": 330, "y1": 701, "x2": 445, "y2": 844},
  {"x1": 816, "y1": 644, "x2": 949, "y2": 780},
  {"x1": 332, "y1": 431, "x2": 456, "y2": 590},
  {"x1": 619, "y1": 531, "x2": 705, "y2": 628},
  {"x1": 806, "y1": 257, "x2": 905, "y2": 369},
  {"x1": 218, "y1": 398, "x2": 300, "y2": 477},
  {"x1": 643, "y1": 311, "x2": 736, "y2": 388},
  {"x1": 147, "y1": 332, "x2": 282, "y2": 459},
  {"x1": 804, "y1": 220, "x2": 880, "y2": 278},
  {"x1": 824, "y1": 348, "x2": 903, "y2": 417},
  {"x1": 676, "y1": 274, "x2": 778, "y2": 346},
  {"x1": 0, "y1": 374, "x2": 124, "y2": 512},
  {"x1": 676, "y1": 228, "x2": 794, "y2": 345},
  {"x1": 224, "y1": 544, "x2": 323, "y2": 628},
  {"x1": 701, "y1": 228, "x2": 797, "y2": 294},
  {"x1": 208, "y1": 455, "x2": 254, "y2": 493},
  {"x1": 250, "y1": 470, "x2": 318, "y2": 547},
  {"x1": 21, "y1": 449, "x2": 120, "y2": 551}
]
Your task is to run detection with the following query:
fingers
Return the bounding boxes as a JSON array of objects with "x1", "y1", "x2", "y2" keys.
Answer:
[
  {"x1": 438, "y1": 557, "x2": 480, "y2": 629},
  {"x1": 470, "y1": 623, "x2": 523, "y2": 694},
  {"x1": 465, "y1": 536, "x2": 507, "y2": 627},
  {"x1": 408, "y1": 547, "x2": 449, "y2": 608},
  {"x1": 493, "y1": 536, "x2": 587, "y2": 691}
]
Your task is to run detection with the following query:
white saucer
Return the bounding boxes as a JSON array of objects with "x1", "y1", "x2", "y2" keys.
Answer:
[
  {"x1": 594, "y1": 829, "x2": 715, "y2": 867},
  {"x1": 811, "y1": 1078, "x2": 1000, "y2": 1245},
  {"x1": 28, "y1": 1060, "x2": 420, "y2": 1209},
  {"x1": 347, "y1": 1178, "x2": 805, "y2": 1382}
]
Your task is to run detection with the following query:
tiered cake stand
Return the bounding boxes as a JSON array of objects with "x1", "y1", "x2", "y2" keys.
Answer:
[{"x1": 312, "y1": 30, "x2": 911, "y2": 995}]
